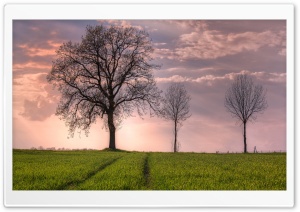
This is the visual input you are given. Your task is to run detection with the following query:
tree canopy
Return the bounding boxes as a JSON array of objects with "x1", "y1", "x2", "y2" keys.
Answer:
[
  {"x1": 47, "y1": 25, "x2": 161, "y2": 149},
  {"x1": 159, "y1": 83, "x2": 191, "y2": 152},
  {"x1": 225, "y1": 74, "x2": 267, "y2": 153}
]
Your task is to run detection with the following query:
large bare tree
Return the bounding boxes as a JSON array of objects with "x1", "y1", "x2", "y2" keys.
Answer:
[
  {"x1": 47, "y1": 25, "x2": 161, "y2": 150},
  {"x1": 225, "y1": 74, "x2": 268, "y2": 153},
  {"x1": 159, "y1": 83, "x2": 191, "y2": 152}
]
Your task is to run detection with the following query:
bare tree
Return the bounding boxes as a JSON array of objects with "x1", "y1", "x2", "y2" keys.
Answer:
[
  {"x1": 47, "y1": 25, "x2": 161, "y2": 150},
  {"x1": 225, "y1": 74, "x2": 267, "y2": 153},
  {"x1": 159, "y1": 83, "x2": 191, "y2": 152}
]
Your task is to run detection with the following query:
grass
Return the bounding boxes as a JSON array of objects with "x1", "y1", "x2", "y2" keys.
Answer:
[
  {"x1": 13, "y1": 150, "x2": 124, "y2": 190},
  {"x1": 75, "y1": 152, "x2": 148, "y2": 190},
  {"x1": 13, "y1": 150, "x2": 286, "y2": 190},
  {"x1": 148, "y1": 153, "x2": 286, "y2": 190}
]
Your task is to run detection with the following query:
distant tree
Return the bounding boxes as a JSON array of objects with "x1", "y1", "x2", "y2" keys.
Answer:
[
  {"x1": 47, "y1": 25, "x2": 161, "y2": 150},
  {"x1": 159, "y1": 83, "x2": 191, "y2": 152},
  {"x1": 225, "y1": 74, "x2": 267, "y2": 153}
]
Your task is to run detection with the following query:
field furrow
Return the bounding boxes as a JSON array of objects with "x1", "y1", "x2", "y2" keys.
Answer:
[
  {"x1": 13, "y1": 150, "x2": 124, "y2": 190},
  {"x1": 74, "y1": 152, "x2": 148, "y2": 190},
  {"x1": 61, "y1": 157, "x2": 122, "y2": 190},
  {"x1": 13, "y1": 150, "x2": 286, "y2": 190},
  {"x1": 143, "y1": 153, "x2": 150, "y2": 188}
]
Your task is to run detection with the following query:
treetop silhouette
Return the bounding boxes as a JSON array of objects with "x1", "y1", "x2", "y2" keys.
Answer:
[
  {"x1": 47, "y1": 25, "x2": 161, "y2": 149},
  {"x1": 225, "y1": 74, "x2": 268, "y2": 153}
]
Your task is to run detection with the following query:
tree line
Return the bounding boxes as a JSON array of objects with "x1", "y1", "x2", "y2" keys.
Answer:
[{"x1": 47, "y1": 25, "x2": 267, "y2": 153}]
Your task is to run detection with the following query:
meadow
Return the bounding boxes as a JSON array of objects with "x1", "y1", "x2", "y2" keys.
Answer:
[{"x1": 13, "y1": 149, "x2": 286, "y2": 190}]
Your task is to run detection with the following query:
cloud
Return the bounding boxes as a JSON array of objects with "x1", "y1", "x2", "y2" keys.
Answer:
[
  {"x1": 153, "y1": 42, "x2": 167, "y2": 46},
  {"x1": 97, "y1": 20, "x2": 144, "y2": 30},
  {"x1": 155, "y1": 29, "x2": 286, "y2": 60},
  {"x1": 179, "y1": 30, "x2": 285, "y2": 59},
  {"x1": 17, "y1": 40, "x2": 60, "y2": 57},
  {"x1": 13, "y1": 62, "x2": 52, "y2": 71},
  {"x1": 278, "y1": 48, "x2": 286, "y2": 56},
  {"x1": 163, "y1": 67, "x2": 214, "y2": 73},
  {"x1": 16, "y1": 73, "x2": 60, "y2": 121},
  {"x1": 166, "y1": 20, "x2": 208, "y2": 32},
  {"x1": 153, "y1": 48, "x2": 177, "y2": 60},
  {"x1": 250, "y1": 71, "x2": 286, "y2": 83},
  {"x1": 156, "y1": 75, "x2": 191, "y2": 83},
  {"x1": 12, "y1": 20, "x2": 286, "y2": 152},
  {"x1": 13, "y1": 79, "x2": 23, "y2": 86},
  {"x1": 156, "y1": 70, "x2": 286, "y2": 85},
  {"x1": 19, "y1": 96, "x2": 56, "y2": 121}
]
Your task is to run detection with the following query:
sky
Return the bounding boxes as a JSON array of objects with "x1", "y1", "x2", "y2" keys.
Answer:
[{"x1": 12, "y1": 20, "x2": 286, "y2": 153}]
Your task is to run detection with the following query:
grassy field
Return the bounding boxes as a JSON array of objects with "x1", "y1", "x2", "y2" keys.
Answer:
[{"x1": 13, "y1": 149, "x2": 286, "y2": 190}]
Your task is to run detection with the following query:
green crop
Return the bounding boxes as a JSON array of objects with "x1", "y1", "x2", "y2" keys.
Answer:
[
  {"x1": 148, "y1": 153, "x2": 286, "y2": 190},
  {"x1": 76, "y1": 153, "x2": 148, "y2": 190},
  {"x1": 13, "y1": 150, "x2": 123, "y2": 190},
  {"x1": 13, "y1": 150, "x2": 286, "y2": 190}
]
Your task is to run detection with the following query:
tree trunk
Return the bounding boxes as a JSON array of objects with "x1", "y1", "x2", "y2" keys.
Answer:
[
  {"x1": 174, "y1": 121, "x2": 177, "y2": 152},
  {"x1": 243, "y1": 121, "x2": 247, "y2": 153},
  {"x1": 107, "y1": 111, "x2": 116, "y2": 150}
]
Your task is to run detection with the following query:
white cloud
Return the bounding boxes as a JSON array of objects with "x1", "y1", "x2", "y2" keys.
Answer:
[
  {"x1": 97, "y1": 20, "x2": 144, "y2": 30},
  {"x1": 153, "y1": 48, "x2": 177, "y2": 60},
  {"x1": 156, "y1": 75, "x2": 191, "y2": 83},
  {"x1": 156, "y1": 70, "x2": 286, "y2": 85},
  {"x1": 153, "y1": 42, "x2": 167, "y2": 46}
]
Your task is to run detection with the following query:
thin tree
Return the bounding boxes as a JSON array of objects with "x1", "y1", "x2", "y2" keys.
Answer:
[
  {"x1": 225, "y1": 74, "x2": 267, "y2": 153},
  {"x1": 47, "y1": 25, "x2": 161, "y2": 150},
  {"x1": 159, "y1": 83, "x2": 191, "y2": 152}
]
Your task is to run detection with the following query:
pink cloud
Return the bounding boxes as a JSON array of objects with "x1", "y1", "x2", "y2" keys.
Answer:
[
  {"x1": 153, "y1": 48, "x2": 177, "y2": 60},
  {"x1": 30, "y1": 26, "x2": 39, "y2": 31},
  {"x1": 177, "y1": 30, "x2": 285, "y2": 59},
  {"x1": 19, "y1": 96, "x2": 56, "y2": 121},
  {"x1": 14, "y1": 73, "x2": 60, "y2": 121},
  {"x1": 12, "y1": 20, "x2": 286, "y2": 152},
  {"x1": 97, "y1": 20, "x2": 144, "y2": 30},
  {"x1": 167, "y1": 20, "x2": 208, "y2": 32},
  {"x1": 155, "y1": 29, "x2": 286, "y2": 60},
  {"x1": 17, "y1": 40, "x2": 60, "y2": 57},
  {"x1": 278, "y1": 48, "x2": 286, "y2": 56},
  {"x1": 13, "y1": 62, "x2": 51, "y2": 70}
]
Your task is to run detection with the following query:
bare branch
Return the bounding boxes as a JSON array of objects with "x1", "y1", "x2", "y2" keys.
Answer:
[
  {"x1": 158, "y1": 83, "x2": 191, "y2": 152},
  {"x1": 47, "y1": 25, "x2": 161, "y2": 149},
  {"x1": 224, "y1": 74, "x2": 267, "y2": 153}
]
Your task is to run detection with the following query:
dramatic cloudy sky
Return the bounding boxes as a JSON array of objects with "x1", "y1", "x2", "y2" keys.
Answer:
[{"x1": 13, "y1": 20, "x2": 286, "y2": 153}]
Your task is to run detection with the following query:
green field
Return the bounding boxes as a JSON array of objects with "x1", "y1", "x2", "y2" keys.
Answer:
[{"x1": 13, "y1": 150, "x2": 286, "y2": 190}]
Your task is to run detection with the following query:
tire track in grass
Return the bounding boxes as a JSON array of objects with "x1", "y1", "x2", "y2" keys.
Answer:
[
  {"x1": 143, "y1": 153, "x2": 150, "y2": 189},
  {"x1": 76, "y1": 153, "x2": 147, "y2": 190},
  {"x1": 58, "y1": 156, "x2": 123, "y2": 190}
]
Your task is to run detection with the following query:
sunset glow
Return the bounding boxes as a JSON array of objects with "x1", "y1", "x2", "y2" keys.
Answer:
[{"x1": 13, "y1": 20, "x2": 286, "y2": 153}]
